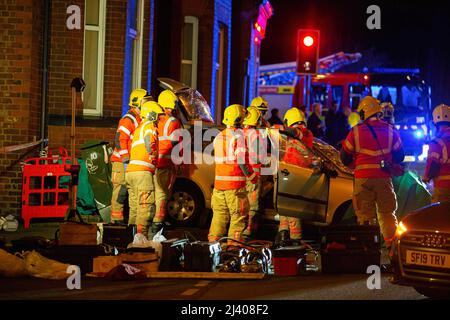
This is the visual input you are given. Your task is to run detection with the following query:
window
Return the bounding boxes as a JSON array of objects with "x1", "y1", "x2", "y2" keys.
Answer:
[
  {"x1": 181, "y1": 16, "x2": 199, "y2": 88},
  {"x1": 131, "y1": 0, "x2": 145, "y2": 89},
  {"x1": 82, "y1": 0, "x2": 107, "y2": 116}
]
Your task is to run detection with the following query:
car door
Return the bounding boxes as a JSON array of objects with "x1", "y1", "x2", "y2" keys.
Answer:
[{"x1": 275, "y1": 135, "x2": 329, "y2": 220}]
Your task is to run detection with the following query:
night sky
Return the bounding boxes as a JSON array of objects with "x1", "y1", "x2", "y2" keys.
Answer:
[{"x1": 260, "y1": 0, "x2": 450, "y2": 106}]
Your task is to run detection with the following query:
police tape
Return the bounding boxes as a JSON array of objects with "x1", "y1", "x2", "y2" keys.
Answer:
[{"x1": 0, "y1": 139, "x2": 45, "y2": 154}]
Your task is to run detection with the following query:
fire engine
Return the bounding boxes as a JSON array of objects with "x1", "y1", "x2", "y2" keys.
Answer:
[{"x1": 258, "y1": 53, "x2": 432, "y2": 158}]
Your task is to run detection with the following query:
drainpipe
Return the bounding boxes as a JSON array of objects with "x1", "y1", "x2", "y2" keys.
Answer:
[{"x1": 40, "y1": 0, "x2": 51, "y2": 153}]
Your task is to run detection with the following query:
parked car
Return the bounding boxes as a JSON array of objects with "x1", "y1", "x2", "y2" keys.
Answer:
[
  {"x1": 390, "y1": 201, "x2": 450, "y2": 299},
  {"x1": 157, "y1": 78, "x2": 430, "y2": 238}
]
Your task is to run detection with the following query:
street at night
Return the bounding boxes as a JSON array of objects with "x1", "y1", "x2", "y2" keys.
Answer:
[{"x1": 1, "y1": 0, "x2": 450, "y2": 314}]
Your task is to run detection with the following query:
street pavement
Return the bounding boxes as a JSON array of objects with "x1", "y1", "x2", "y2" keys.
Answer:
[{"x1": 0, "y1": 272, "x2": 423, "y2": 300}]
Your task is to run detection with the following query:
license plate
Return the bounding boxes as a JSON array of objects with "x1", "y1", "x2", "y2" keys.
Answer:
[{"x1": 406, "y1": 250, "x2": 450, "y2": 269}]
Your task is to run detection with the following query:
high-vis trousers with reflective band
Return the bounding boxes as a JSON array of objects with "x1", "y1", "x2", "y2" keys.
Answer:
[
  {"x1": 208, "y1": 188, "x2": 249, "y2": 244},
  {"x1": 125, "y1": 171, "x2": 155, "y2": 234},
  {"x1": 243, "y1": 179, "x2": 262, "y2": 239},
  {"x1": 278, "y1": 216, "x2": 302, "y2": 240},
  {"x1": 154, "y1": 166, "x2": 176, "y2": 223},
  {"x1": 111, "y1": 162, "x2": 125, "y2": 221},
  {"x1": 353, "y1": 178, "x2": 398, "y2": 247},
  {"x1": 432, "y1": 187, "x2": 450, "y2": 203}
]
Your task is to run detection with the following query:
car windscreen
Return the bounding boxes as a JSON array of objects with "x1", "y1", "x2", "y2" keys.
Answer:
[{"x1": 177, "y1": 89, "x2": 214, "y2": 123}]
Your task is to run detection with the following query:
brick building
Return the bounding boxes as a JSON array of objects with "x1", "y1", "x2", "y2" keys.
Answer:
[{"x1": 0, "y1": 0, "x2": 273, "y2": 217}]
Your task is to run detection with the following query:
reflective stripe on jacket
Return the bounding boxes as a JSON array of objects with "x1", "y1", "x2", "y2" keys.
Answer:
[
  {"x1": 244, "y1": 128, "x2": 268, "y2": 176},
  {"x1": 126, "y1": 120, "x2": 158, "y2": 173},
  {"x1": 157, "y1": 115, "x2": 182, "y2": 168},
  {"x1": 214, "y1": 128, "x2": 253, "y2": 190},
  {"x1": 424, "y1": 128, "x2": 450, "y2": 188},
  {"x1": 342, "y1": 118, "x2": 402, "y2": 178},
  {"x1": 111, "y1": 109, "x2": 141, "y2": 163}
]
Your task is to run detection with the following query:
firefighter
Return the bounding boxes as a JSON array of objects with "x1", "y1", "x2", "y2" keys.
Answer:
[
  {"x1": 423, "y1": 104, "x2": 450, "y2": 203},
  {"x1": 110, "y1": 88, "x2": 147, "y2": 223},
  {"x1": 242, "y1": 106, "x2": 265, "y2": 240},
  {"x1": 208, "y1": 104, "x2": 258, "y2": 245},
  {"x1": 250, "y1": 96, "x2": 270, "y2": 127},
  {"x1": 340, "y1": 96, "x2": 404, "y2": 250},
  {"x1": 381, "y1": 102, "x2": 395, "y2": 125},
  {"x1": 126, "y1": 101, "x2": 165, "y2": 238},
  {"x1": 276, "y1": 108, "x2": 314, "y2": 246},
  {"x1": 149, "y1": 90, "x2": 183, "y2": 238}
]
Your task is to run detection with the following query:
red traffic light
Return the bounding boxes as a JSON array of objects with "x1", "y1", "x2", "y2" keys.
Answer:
[{"x1": 303, "y1": 36, "x2": 314, "y2": 47}]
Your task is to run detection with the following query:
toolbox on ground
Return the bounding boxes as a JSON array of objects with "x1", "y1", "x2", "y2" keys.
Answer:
[
  {"x1": 320, "y1": 225, "x2": 381, "y2": 274},
  {"x1": 58, "y1": 221, "x2": 99, "y2": 246},
  {"x1": 184, "y1": 241, "x2": 222, "y2": 272},
  {"x1": 120, "y1": 249, "x2": 159, "y2": 273},
  {"x1": 273, "y1": 246, "x2": 307, "y2": 276},
  {"x1": 102, "y1": 224, "x2": 136, "y2": 249},
  {"x1": 159, "y1": 239, "x2": 186, "y2": 271}
]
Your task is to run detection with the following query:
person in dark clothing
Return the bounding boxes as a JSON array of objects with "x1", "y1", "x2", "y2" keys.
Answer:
[
  {"x1": 267, "y1": 108, "x2": 284, "y2": 126},
  {"x1": 325, "y1": 101, "x2": 350, "y2": 148},
  {"x1": 307, "y1": 103, "x2": 324, "y2": 138}
]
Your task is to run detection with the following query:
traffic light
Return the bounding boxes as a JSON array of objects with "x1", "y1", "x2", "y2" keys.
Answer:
[{"x1": 296, "y1": 29, "x2": 320, "y2": 75}]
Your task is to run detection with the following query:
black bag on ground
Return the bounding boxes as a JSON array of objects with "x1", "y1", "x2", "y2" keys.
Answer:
[
  {"x1": 184, "y1": 241, "x2": 222, "y2": 272},
  {"x1": 102, "y1": 224, "x2": 136, "y2": 249},
  {"x1": 320, "y1": 225, "x2": 381, "y2": 274},
  {"x1": 158, "y1": 238, "x2": 186, "y2": 271}
]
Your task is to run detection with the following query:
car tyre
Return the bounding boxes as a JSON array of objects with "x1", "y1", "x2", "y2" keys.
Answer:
[
  {"x1": 167, "y1": 180, "x2": 206, "y2": 228},
  {"x1": 414, "y1": 287, "x2": 450, "y2": 299}
]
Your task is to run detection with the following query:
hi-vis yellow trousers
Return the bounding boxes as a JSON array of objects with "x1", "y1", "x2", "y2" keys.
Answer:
[
  {"x1": 353, "y1": 177, "x2": 398, "y2": 247},
  {"x1": 111, "y1": 162, "x2": 125, "y2": 222},
  {"x1": 125, "y1": 171, "x2": 155, "y2": 235},
  {"x1": 208, "y1": 188, "x2": 249, "y2": 245},
  {"x1": 154, "y1": 166, "x2": 176, "y2": 223}
]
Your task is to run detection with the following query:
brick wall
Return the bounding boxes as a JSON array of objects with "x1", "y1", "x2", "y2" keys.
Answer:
[
  {"x1": 46, "y1": 0, "x2": 127, "y2": 151},
  {"x1": 0, "y1": 0, "x2": 43, "y2": 217}
]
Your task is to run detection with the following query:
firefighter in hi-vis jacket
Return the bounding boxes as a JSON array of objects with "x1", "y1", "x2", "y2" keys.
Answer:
[
  {"x1": 340, "y1": 96, "x2": 405, "y2": 250},
  {"x1": 423, "y1": 104, "x2": 450, "y2": 203},
  {"x1": 110, "y1": 89, "x2": 147, "y2": 223},
  {"x1": 150, "y1": 90, "x2": 183, "y2": 238},
  {"x1": 208, "y1": 104, "x2": 258, "y2": 245},
  {"x1": 276, "y1": 108, "x2": 314, "y2": 246},
  {"x1": 126, "y1": 101, "x2": 165, "y2": 238}
]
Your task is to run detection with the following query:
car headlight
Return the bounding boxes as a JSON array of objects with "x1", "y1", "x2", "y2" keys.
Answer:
[{"x1": 396, "y1": 221, "x2": 408, "y2": 237}]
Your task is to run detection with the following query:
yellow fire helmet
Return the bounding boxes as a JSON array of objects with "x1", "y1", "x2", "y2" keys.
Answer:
[
  {"x1": 223, "y1": 104, "x2": 246, "y2": 127},
  {"x1": 243, "y1": 106, "x2": 262, "y2": 127},
  {"x1": 141, "y1": 101, "x2": 165, "y2": 122},
  {"x1": 129, "y1": 88, "x2": 148, "y2": 108},
  {"x1": 357, "y1": 96, "x2": 382, "y2": 120},
  {"x1": 284, "y1": 107, "x2": 306, "y2": 127},
  {"x1": 432, "y1": 104, "x2": 450, "y2": 125},
  {"x1": 158, "y1": 89, "x2": 179, "y2": 110},
  {"x1": 250, "y1": 96, "x2": 269, "y2": 113}
]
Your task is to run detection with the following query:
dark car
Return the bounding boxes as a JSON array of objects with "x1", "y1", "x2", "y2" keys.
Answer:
[{"x1": 390, "y1": 201, "x2": 450, "y2": 299}]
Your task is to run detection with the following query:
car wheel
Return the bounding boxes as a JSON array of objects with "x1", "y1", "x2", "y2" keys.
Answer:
[
  {"x1": 167, "y1": 180, "x2": 205, "y2": 227},
  {"x1": 414, "y1": 287, "x2": 450, "y2": 299}
]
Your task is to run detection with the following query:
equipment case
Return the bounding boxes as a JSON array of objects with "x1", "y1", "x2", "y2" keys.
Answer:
[{"x1": 320, "y1": 225, "x2": 381, "y2": 274}]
